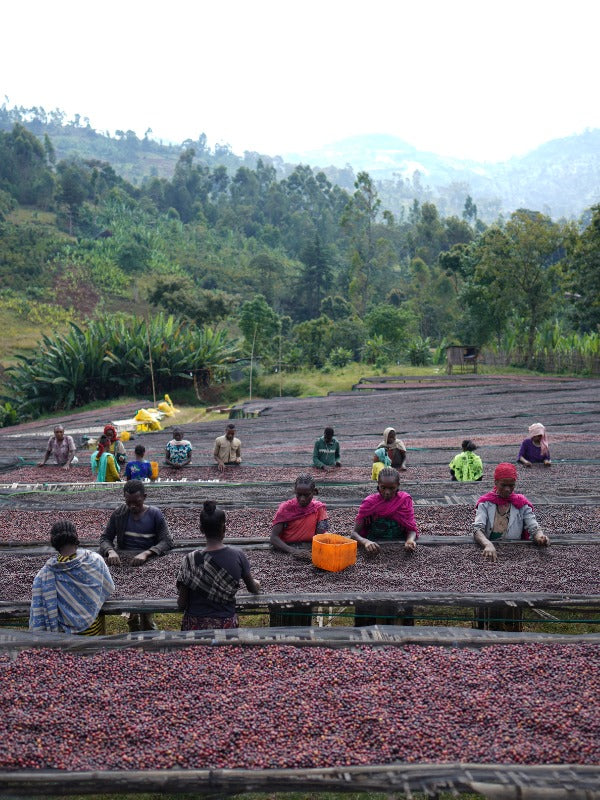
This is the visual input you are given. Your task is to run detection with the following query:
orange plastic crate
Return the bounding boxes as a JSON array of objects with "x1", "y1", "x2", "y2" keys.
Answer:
[{"x1": 312, "y1": 533, "x2": 357, "y2": 572}]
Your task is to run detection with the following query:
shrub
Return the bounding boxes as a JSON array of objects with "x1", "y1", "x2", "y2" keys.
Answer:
[
  {"x1": 407, "y1": 336, "x2": 433, "y2": 366},
  {"x1": 0, "y1": 402, "x2": 18, "y2": 428},
  {"x1": 328, "y1": 347, "x2": 352, "y2": 368}
]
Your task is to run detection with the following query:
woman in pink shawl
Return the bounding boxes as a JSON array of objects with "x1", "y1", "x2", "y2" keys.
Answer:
[
  {"x1": 270, "y1": 474, "x2": 329, "y2": 560},
  {"x1": 352, "y1": 467, "x2": 419, "y2": 554}
]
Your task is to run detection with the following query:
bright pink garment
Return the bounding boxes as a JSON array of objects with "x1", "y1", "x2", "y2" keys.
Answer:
[
  {"x1": 272, "y1": 498, "x2": 328, "y2": 544},
  {"x1": 355, "y1": 491, "x2": 419, "y2": 535},
  {"x1": 476, "y1": 490, "x2": 533, "y2": 510},
  {"x1": 272, "y1": 498, "x2": 327, "y2": 525}
]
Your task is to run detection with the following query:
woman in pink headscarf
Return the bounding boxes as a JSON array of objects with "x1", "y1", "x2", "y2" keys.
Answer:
[
  {"x1": 473, "y1": 462, "x2": 548, "y2": 561},
  {"x1": 518, "y1": 423, "x2": 551, "y2": 467}
]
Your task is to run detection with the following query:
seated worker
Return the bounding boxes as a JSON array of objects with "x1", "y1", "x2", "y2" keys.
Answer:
[
  {"x1": 352, "y1": 467, "x2": 419, "y2": 553},
  {"x1": 270, "y1": 474, "x2": 329, "y2": 560},
  {"x1": 29, "y1": 520, "x2": 114, "y2": 635},
  {"x1": 176, "y1": 500, "x2": 261, "y2": 630},
  {"x1": 103, "y1": 424, "x2": 127, "y2": 470},
  {"x1": 312, "y1": 426, "x2": 341, "y2": 471},
  {"x1": 449, "y1": 439, "x2": 483, "y2": 481},
  {"x1": 38, "y1": 425, "x2": 78, "y2": 470},
  {"x1": 165, "y1": 427, "x2": 193, "y2": 469},
  {"x1": 213, "y1": 423, "x2": 241, "y2": 472},
  {"x1": 377, "y1": 427, "x2": 407, "y2": 471},
  {"x1": 91, "y1": 435, "x2": 121, "y2": 482},
  {"x1": 473, "y1": 462, "x2": 549, "y2": 562},
  {"x1": 125, "y1": 444, "x2": 153, "y2": 481},
  {"x1": 518, "y1": 423, "x2": 551, "y2": 467},
  {"x1": 371, "y1": 445, "x2": 391, "y2": 480},
  {"x1": 99, "y1": 479, "x2": 173, "y2": 631},
  {"x1": 352, "y1": 467, "x2": 419, "y2": 627}
]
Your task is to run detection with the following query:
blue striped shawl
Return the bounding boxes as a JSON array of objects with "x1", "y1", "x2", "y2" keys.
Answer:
[{"x1": 29, "y1": 549, "x2": 115, "y2": 633}]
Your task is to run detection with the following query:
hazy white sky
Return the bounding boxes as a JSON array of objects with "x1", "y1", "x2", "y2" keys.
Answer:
[{"x1": 2, "y1": 0, "x2": 599, "y2": 162}]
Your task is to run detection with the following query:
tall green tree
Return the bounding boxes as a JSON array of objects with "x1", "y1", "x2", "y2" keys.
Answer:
[
  {"x1": 563, "y1": 205, "x2": 600, "y2": 332},
  {"x1": 342, "y1": 171, "x2": 381, "y2": 314},
  {"x1": 238, "y1": 294, "x2": 281, "y2": 361},
  {"x1": 503, "y1": 209, "x2": 564, "y2": 365},
  {"x1": 0, "y1": 123, "x2": 55, "y2": 206},
  {"x1": 293, "y1": 235, "x2": 333, "y2": 320},
  {"x1": 459, "y1": 211, "x2": 564, "y2": 361}
]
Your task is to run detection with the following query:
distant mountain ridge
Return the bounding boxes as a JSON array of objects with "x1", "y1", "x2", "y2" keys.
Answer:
[
  {"x1": 285, "y1": 130, "x2": 600, "y2": 220},
  {"x1": 2, "y1": 104, "x2": 598, "y2": 221}
]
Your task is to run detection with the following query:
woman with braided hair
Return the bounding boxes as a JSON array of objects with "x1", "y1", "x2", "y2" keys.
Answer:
[
  {"x1": 30, "y1": 520, "x2": 114, "y2": 635},
  {"x1": 176, "y1": 501, "x2": 260, "y2": 630},
  {"x1": 270, "y1": 474, "x2": 330, "y2": 560},
  {"x1": 91, "y1": 435, "x2": 121, "y2": 482}
]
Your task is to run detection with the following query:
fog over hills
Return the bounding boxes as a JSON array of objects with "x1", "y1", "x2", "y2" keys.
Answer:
[
  {"x1": 2, "y1": 104, "x2": 598, "y2": 222},
  {"x1": 285, "y1": 129, "x2": 600, "y2": 221}
]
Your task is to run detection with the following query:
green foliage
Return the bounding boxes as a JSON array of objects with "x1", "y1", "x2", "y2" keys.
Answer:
[
  {"x1": 290, "y1": 315, "x2": 334, "y2": 368},
  {"x1": 247, "y1": 252, "x2": 287, "y2": 307},
  {"x1": 362, "y1": 334, "x2": 389, "y2": 364},
  {"x1": 147, "y1": 275, "x2": 238, "y2": 325},
  {"x1": 458, "y1": 210, "x2": 565, "y2": 364},
  {"x1": 342, "y1": 172, "x2": 383, "y2": 313},
  {"x1": 0, "y1": 124, "x2": 55, "y2": 207},
  {"x1": 5, "y1": 314, "x2": 239, "y2": 416},
  {"x1": 364, "y1": 305, "x2": 416, "y2": 355},
  {"x1": 320, "y1": 294, "x2": 352, "y2": 321},
  {"x1": 407, "y1": 336, "x2": 433, "y2": 365},
  {"x1": 238, "y1": 295, "x2": 282, "y2": 360},
  {"x1": 328, "y1": 347, "x2": 353, "y2": 367},
  {"x1": 0, "y1": 292, "x2": 74, "y2": 326},
  {"x1": 0, "y1": 221, "x2": 68, "y2": 291},
  {"x1": 0, "y1": 401, "x2": 18, "y2": 427},
  {"x1": 488, "y1": 320, "x2": 600, "y2": 374},
  {"x1": 0, "y1": 188, "x2": 17, "y2": 220},
  {"x1": 223, "y1": 373, "x2": 303, "y2": 402},
  {"x1": 2, "y1": 111, "x2": 600, "y2": 395},
  {"x1": 562, "y1": 204, "x2": 600, "y2": 333},
  {"x1": 292, "y1": 235, "x2": 334, "y2": 320}
]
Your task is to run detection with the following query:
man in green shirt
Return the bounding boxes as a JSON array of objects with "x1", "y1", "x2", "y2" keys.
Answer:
[{"x1": 312, "y1": 427, "x2": 341, "y2": 471}]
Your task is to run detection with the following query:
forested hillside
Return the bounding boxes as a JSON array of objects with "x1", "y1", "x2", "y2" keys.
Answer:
[
  {"x1": 289, "y1": 130, "x2": 600, "y2": 221},
  {"x1": 3, "y1": 104, "x2": 600, "y2": 221},
  {"x1": 0, "y1": 112, "x2": 599, "y2": 423}
]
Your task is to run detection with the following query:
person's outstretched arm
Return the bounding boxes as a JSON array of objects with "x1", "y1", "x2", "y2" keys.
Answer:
[
  {"x1": 350, "y1": 521, "x2": 380, "y2": 554},
  {"x1": 270, "y1": 523, "x2": 311, "y2": 559}
]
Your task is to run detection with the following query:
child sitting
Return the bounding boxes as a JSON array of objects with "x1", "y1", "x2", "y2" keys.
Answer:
[
  {"x1": 125, "y1": 444, "x2": 153, "y2": 481},
  {"x1": 449, "y1": 439, "x2": 483, "y2": 482}
]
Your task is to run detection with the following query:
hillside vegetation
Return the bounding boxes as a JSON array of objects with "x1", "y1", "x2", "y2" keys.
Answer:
[{"x1": 0, "y1": 109, "x2": 599, "y2": 423}]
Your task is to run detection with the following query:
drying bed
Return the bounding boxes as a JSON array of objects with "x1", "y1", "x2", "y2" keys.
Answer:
[
  {"x1": 0, "y1": 642, "x2": 598, "y2": 770},
  {"x1": 2, "y1": 543, "x2": 599, "y2": 600},
  {"x1": 0, "y1": 506, "x2": 597, "y2": 546}
]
